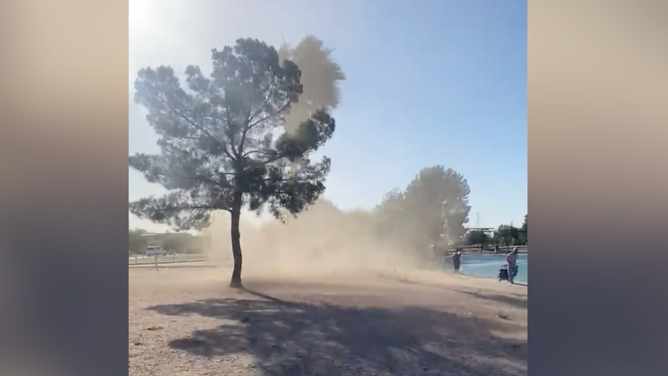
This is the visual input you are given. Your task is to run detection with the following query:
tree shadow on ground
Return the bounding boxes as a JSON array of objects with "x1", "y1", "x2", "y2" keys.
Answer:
[
  {"x1": 454, "y1": 290, "x2": 528, "y2": 310},
  {"x1": 147, "y1": 287, "x2": 527, "y2": 376}
]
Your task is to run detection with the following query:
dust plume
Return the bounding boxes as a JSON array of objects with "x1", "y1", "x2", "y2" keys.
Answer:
[
  {"x1": 200, "y1": 199, "x2": 428, "y2": 280},
  {"x1": 195, "y1": 37, "x2": 425, "y2": 281}
]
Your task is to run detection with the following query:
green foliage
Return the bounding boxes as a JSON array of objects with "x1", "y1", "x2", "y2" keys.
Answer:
[
  {"x1": 492, "y1": 215, "x2": 528, "y2": 246},
  {"x1": 129, "y1": 229, "x2": 147, "y2": 255},
  {"x1": 161, "y1": 233, "x2": 195, "y2": 253},
  {"x1": 521, "y1": 214, "x2": 527, "y2": 232},
  {"x1": 494, "y1": 224, "x2": 519, "y2": 246},
  {"x1": 521, "y1": 214, "x2": 527, "y2": 243},
  {"x1": 373, "y1": 189, "x2": 407, "y2": 240},
  {"x1": 129, "y1": 37, "x2": 337, "y2": 229},
  {"x1": 465, "y1": 230, "x2": 490, "y2": 246},
  {"x1": 374, "y1": 166, "x2": 471, "y2": 257},
  {"x1": 129, "y1": 37, "x2": 343, "y2": 287}
]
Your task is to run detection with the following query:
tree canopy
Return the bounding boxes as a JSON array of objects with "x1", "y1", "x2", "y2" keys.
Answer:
[
  {"x1": 372, "y1": 166, "x2": 471, "y2": 259},
  {"x1": 465, "y1": 231, "x2": 490, "y2": 246},
  {"x1": 490, "y1": 216, "x2": 527, "y2": 247},
  {"x1": 128, "y1": 229, "x2": 148, "y2": 255},
  {"x1": 521, "y1": 214, "x2": 527, "y2": 242},
  {"x1": 129, "y1": 37, "x2": 339, "y2": 287}
]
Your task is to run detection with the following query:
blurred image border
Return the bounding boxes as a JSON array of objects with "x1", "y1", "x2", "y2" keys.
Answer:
[{"x1": 1, "y1": 1, "x2": 667, "y2": 376}]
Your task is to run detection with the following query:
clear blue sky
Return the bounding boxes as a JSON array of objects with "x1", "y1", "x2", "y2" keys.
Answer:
[{"x1": 129, "y1": 0, "x2": 527, "y2": 232}]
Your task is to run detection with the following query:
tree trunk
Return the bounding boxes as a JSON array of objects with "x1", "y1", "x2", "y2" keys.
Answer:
[{"x1": 229, "y1": 193, "x2": 243, "y2": 288}]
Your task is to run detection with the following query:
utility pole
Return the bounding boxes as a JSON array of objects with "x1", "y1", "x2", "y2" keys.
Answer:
[{"x1": 476, "y1": 212, "x2": 480, "y2": 227}]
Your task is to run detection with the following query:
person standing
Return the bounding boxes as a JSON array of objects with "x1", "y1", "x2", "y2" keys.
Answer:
[
  {"x1": 506, "y1": 247, "x2": 519, "y2": 284},
  {"x1": 451, "y1": 249, "x2": 462, "y2": 273}
]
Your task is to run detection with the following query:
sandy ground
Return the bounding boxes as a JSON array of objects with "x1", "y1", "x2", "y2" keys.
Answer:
[{"x1": 129, "y1": 266, "x2": 527, "y2": 376}]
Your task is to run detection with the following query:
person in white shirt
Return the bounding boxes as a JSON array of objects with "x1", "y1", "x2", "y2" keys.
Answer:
[{"x1": 506, "y1": 247, "x2": 519, "y2": 284}]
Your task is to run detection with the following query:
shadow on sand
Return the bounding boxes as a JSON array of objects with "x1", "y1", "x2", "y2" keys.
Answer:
[
  {"x1": 454, "y1": 290, "x2": 528, "y2": 310},
  {"x1": 147, "y1": 286, "x2": 527, "y2": 376},
  {"x1": 375, "y1": 273, "x2": 528, "y2": 311}
]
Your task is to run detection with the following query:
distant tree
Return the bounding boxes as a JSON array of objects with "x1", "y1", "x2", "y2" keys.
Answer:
[
  {"x1": 129, "y1": 229, "x2": 147, "y2": 255},
  {"x1": 399, "y1": 166, "x2": 471, "y2": 257},
  {"x1": 373, "y1": 189, "x2": 407, "y2": 240},
  {"x1": 162, "y1": 233, "x2": 193, "y2": 254},
  {"x1": 494, "y1": 224, "x2": 521, "y2": 247},
  {"x1": 129, "y1": 38, "x2": 337, "y2": 288},
  {"x1": 465, "y1": 230, "x2": 489, "y2": 246},
  {"x1": 278, "y1": 36, "x2": 346, "y2": 134},
  {"x1": 521, "y1": 214, "x2": 527, "y2": 231},
  {"x1": 521, "y1": 214, "x2": 527, "y2": 243}
]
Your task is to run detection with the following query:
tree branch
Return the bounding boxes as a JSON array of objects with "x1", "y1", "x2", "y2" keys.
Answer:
[
  {"x1": 242, "y1": 149, "x2": 277, "y2": 158},
  {"x1": 157, "y1": 94, "x2": 237, "y2": 162},
  {"x1": 239, "y1": 75, "x2": 277, "y2": 157},
  {"x1": 247, "y1": 98, "x2": 295, "y2": 129}
]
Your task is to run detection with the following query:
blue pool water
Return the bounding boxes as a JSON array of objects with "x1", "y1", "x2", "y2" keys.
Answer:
[{"x1": 447, "y1": 254, "x2": 528, "y2": 284}]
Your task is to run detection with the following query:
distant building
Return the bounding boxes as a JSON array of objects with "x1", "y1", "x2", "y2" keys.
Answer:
[{"x1": 464, "y1": 227, "x2": 495, "y2": 236}]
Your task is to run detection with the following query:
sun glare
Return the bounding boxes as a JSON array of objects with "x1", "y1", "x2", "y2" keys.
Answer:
[
  {"x1": 129, "y1": 0, "x2": 149, "y2": 33},
  {"x1": 129, "y1": 0, "x2": 154, "y2": 90}
]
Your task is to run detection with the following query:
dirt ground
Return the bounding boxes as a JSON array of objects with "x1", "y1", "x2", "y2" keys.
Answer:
[{"x1": 129, "y1": 266, "x2": 527, "y2": 376}]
